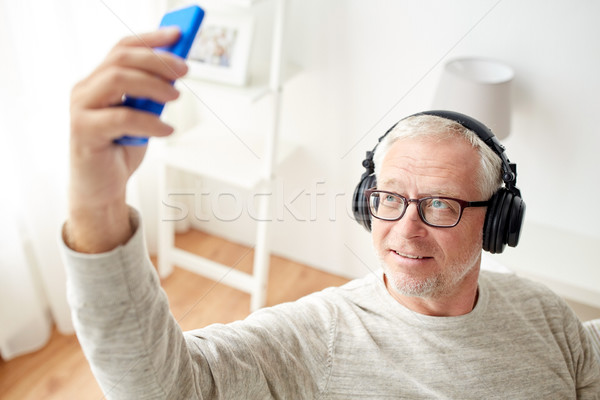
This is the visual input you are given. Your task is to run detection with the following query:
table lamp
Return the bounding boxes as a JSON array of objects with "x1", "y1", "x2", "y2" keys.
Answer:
[{"x1": 432, "y1": 58, "x2": 514, "y2": 140}]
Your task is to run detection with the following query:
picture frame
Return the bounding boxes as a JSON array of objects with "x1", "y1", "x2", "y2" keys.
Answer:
[{"x1": 188, "y1": 13, "x2": 254, "y2": 86}]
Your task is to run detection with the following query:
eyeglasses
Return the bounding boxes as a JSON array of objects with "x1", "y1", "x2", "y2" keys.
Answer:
[{"x1": 365, "y1": 188, "x2": 490, "y2": 228}]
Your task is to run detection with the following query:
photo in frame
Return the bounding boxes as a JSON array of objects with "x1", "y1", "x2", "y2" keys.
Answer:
[{"x1": 188, "y1": 13, "x2": 254, "y2": 86}]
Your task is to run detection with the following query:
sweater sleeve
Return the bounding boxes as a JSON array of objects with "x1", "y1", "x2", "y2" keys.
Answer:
[
  {"x1": 562, "y1": 301, "x2": 600, "y2": 399},
  {"x1": 62, "y1": 209, "x2": 199, "y2": 399},
  {"x1": 61, "y1": 209, "x2": 333, "y2": 399},
  {"x1": 183, "y1": 295, "x2": 335, "y2": 399}
]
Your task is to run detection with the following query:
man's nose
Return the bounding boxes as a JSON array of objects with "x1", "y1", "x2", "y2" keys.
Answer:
[{"x1": 390, "y1": 202, "x2": 427, "y2": 238}]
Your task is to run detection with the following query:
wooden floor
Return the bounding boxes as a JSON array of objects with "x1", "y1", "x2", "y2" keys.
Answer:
[{"x1": 0, "y1": 230, "x2": 349, "y2": 400}]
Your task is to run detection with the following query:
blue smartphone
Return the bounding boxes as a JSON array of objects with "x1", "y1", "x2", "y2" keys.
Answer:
[{"x1": 114, "y1": 5, "x2": 204, "y2": 146}]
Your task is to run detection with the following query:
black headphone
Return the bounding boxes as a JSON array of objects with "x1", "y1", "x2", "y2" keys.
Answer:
[{"x1": 351, "y1": 110, "x2": 525, "y2": 254}]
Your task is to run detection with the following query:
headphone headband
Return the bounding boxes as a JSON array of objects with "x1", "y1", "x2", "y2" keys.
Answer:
[{"x1": 368, "y1": 110, "x2": 517, "y2": 188}]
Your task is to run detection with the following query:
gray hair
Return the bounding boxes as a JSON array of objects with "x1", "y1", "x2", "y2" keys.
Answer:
[{"x1": 373, "y1": 114, "x2": 503, "y2": 199}]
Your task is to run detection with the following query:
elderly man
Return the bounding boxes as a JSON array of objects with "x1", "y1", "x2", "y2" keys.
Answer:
[{"x1": 63, "y1": 29, "x2": 600, "y2": 399}]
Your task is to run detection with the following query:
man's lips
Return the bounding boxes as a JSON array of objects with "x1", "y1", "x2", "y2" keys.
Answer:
[{"x1": 390, "y1": 249, "x2": 433, "y2": 260}]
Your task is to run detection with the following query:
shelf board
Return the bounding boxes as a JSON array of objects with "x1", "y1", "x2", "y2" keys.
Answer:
[
  {"x1": 171, "y1": 248, "x2": 255, "y2": 293},
  {"x1": 194, "y1": 0, "x2": 268, "y2": 8},
  {"x1": 177, "y1": 63, "x2": 301, "y2": 105},
  {"x1": 178, "y1": 78, "x2": 269, "y2": 105},
  {"x1": 225, "y1": 0, "x2": 269, "y2": 6},
  {"x1": 159, "y1": 128, "x2": 298, "y2": 189}
]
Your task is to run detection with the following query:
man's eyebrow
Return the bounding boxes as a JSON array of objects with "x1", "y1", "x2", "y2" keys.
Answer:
[
  {"x1": 427, "y1": 187, "x2": 462, "y2": 198},
  {"x1": 377, "y1": 178, "x2": 461, "y2": 198}
]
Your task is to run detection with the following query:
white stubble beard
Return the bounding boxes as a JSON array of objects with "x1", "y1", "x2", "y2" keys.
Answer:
[{"x1": 374, "y1": 241, "x2": 482, "y2": 299}]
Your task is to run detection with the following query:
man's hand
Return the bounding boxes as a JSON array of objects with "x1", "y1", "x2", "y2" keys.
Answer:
[{"x1": 66, "y1": 28, "x2": 188, "y2": 253}]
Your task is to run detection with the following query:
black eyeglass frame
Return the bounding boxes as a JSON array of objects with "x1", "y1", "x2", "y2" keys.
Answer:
[{"x1": 365, "y1": 188, "x2": 490, "y2": 228}]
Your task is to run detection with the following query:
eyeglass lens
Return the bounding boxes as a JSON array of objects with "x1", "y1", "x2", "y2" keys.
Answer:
[{"x1": 369, "y1": 192, "x2": 462, "y2": 227}]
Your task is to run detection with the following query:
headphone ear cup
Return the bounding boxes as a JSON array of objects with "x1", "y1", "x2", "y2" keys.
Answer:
[
  {"x1": 483, "y1": 188, "x2": 525, "y2": 254},
  {"x1": 506, "y1": 194, "x2": 525, "y2": 247},
  {"x1": 494, "y1": 189, "x2": 514, "y2": 254},
  {"x1": 352, "y1": 174, "x2": 377, "y2": 232},
  {"x1": 482, "y1": 190, "x2": 504, "y2": 253},
  {"x1": 482, "y1": 193, "x2": 498, "y2": 251}
]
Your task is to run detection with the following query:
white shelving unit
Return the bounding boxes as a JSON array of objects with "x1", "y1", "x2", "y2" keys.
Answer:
[{"x1": 157, "y1": 0, "x2": 292, "y2": 311}]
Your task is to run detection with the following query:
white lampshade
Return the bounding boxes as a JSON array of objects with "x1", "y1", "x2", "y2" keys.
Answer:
[{"x1": 432, "y1": 58, "x2": 514, "y2": 140}]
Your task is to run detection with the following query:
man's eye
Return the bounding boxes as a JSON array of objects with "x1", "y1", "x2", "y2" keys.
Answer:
[
  {"x1": 431, "y1": 199, "x2": 449, "y2": 209},
  {"x1": 381, "y1": 194, "x2": 400, "y2": 208}
]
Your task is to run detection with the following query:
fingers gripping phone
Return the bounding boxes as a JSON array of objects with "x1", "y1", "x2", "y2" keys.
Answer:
[{"x1": 114, "y1": 5, "x2": 204, "y2": 146}]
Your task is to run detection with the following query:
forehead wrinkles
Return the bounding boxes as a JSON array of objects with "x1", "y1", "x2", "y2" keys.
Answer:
[
  {"x1": 380, "y1": 153, "x2": 465, "y2": 183},
  {"x1": 378, "y1": 151, "x2": 474, "y2": 199},
  {"x1": 375, "y1": 137, "x2": 483, "y2": 198}
]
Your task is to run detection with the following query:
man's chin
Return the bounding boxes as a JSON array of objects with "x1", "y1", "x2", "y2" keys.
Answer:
[{"x1": 384, "y1": 270, "x2": 440, "y2": 298}]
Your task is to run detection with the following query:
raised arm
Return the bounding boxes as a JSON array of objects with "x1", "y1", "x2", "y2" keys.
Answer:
[
  {"x1": 63, "y1": 29, "x2": 333, "y2": 399},
  {"x1": 66, "y1": 27, "x2": 186, "y2": 253},
  {"x1": 63, "y1": 29, "x2": 204, "y2": 399}
]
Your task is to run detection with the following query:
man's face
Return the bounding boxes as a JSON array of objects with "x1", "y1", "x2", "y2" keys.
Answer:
[{"x1": 372, "y1": 136, "x2": 487, "y2": 299}]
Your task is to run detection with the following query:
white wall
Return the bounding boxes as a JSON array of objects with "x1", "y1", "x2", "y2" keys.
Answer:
[{"x1": 142, "y1": 0, "x2": 600, "y2": 280}]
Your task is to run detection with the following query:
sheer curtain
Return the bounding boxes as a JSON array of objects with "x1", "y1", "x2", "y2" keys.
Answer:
[{"x1": 0, "y1": 0, "x2": 162, "y2": 360}]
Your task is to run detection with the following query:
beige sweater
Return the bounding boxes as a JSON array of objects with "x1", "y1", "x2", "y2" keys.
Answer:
[{"x1": 62, "y1": 211, "x2": 600, "y2": 399}]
